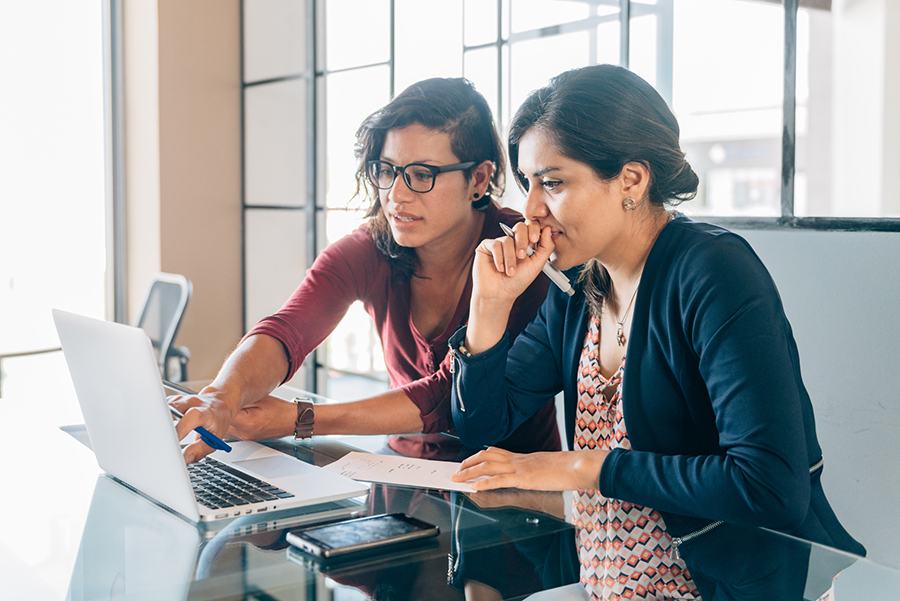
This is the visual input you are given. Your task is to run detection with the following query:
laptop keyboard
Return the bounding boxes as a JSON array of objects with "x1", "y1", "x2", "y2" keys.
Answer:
[{"x1": 188, "y1": 457, "x2": 295, "y2": 510}]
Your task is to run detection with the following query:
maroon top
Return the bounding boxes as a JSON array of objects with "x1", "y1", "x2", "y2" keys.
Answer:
[{"x1": 246, "y1": 203, "x2": 561, "y2": 455}]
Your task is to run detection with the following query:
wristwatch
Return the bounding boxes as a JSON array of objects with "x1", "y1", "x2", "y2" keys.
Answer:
[{"x1": 292, "y1": 397, "x2": 315, "y2": 440}]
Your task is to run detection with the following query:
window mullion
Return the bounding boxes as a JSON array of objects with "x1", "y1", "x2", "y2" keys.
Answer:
[
  {"x1": 781, "y1": 0, "x2": 798, "y2": 219},
  {"x1": 306, "y1": 0, "x2": 320, "y2": 393},
  {"x1": 619, "y1": 0, "x2": 630, "y2": 68}
]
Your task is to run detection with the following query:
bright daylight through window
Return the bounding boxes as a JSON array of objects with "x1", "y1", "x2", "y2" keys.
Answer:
[{"x1": 0, "y1": 2, "x2": 106, "y2": 403}]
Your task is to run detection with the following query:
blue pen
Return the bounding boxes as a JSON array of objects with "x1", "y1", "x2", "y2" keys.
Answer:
[
  {"x1": 169, "y1": 406, "x2": 232, "y2": 452},
  {"x1": 164, "y1": 379, "x2": 232, "y2": 452}
]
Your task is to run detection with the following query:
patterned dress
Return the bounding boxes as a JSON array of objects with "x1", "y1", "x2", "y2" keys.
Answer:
[{"x1": 573, "y1": 315, "x2": 701, "y2": 601}]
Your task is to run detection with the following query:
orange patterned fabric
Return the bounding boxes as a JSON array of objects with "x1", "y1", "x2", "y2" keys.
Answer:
[{"x1": 573, "y1": 316, "x2": 700, "y2": 600}]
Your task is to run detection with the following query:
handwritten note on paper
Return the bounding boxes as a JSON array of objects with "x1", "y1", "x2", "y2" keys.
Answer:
[{"x1": 323, "y1": 451, "x2": 482, "y2": 492}]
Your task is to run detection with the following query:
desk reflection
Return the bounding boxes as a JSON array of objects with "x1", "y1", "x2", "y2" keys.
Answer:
[
  {"x1": 60, "y1": 435, "x2": 890, "y2": 601},
  {"x1": 67, "y1": 475, "x2": 200, "y2": 601},
  {"x1": 447, "y1": 489, "x2": 870, "y2": 601}
]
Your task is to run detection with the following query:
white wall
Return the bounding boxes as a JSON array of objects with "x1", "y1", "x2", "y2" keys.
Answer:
[{"x1": 735, "y1": 227, "x2": 900, "y2": 567}]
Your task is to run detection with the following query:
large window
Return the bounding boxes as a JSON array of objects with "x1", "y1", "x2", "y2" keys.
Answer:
[
  {"x1": 0, "y1": 2, "x2": 107, "y2": 402},
  {"x1": 241, "y1": 0, "x2": 900, "y2": 396}
]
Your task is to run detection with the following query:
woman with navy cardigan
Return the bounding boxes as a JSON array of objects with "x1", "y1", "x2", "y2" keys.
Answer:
[{"x1": 448, "y1": 65, "x2": 864, "y2": 600}]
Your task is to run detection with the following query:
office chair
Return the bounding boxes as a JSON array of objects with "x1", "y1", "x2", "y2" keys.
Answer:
[{"x1": 136, "y1": 272, "x2": 192, "y2": 382}]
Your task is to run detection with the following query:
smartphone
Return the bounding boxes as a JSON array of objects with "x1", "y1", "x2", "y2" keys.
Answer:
[
  {"x1": 285, "y1": 513, "x2": 439, "y2": 559},
  {"x1": 286, "y1": 537, "x2": 441, "y2": 575}
]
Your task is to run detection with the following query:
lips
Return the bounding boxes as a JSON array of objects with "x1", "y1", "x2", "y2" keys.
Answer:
[{"x1": 388, "y1": 210, "x2": 422, "y2": 230}]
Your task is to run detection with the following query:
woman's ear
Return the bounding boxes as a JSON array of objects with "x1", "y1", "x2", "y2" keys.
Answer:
[
  {"x1": 620, "y1": 161, "x2": 650, "y2": 200},
  {"x1": 471, "y1": 159, "x2": 494, "y2": 200}
]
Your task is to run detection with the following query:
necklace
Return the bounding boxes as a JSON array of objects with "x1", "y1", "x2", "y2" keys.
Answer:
[{"x1": 614, "y1": 287, "x2": 639, "y2": 347}]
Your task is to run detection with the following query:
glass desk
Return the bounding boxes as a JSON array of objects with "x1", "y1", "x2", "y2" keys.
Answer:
[{"x1": 2, "y1": 382, "x2": 897, "y2": 600}]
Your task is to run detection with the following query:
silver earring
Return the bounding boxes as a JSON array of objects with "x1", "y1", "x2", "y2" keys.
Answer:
[{"x1": 623, "y1": 197, "x2": 636, "y2": 211}]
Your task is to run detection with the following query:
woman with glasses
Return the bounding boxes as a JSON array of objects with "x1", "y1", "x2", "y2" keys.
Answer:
[
  {"x1": 170, "y1": 77, "x2": 559, "y2": 464},
  {"x1": 448, "y1": 65, "x2": 864, "y2": 600}
]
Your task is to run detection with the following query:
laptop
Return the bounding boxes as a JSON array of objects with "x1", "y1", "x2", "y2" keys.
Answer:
[{"x1": 53, "y1": 309, "x2": 370, "y2": 525}]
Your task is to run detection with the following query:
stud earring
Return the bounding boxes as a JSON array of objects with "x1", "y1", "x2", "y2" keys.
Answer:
[
  {"x1": 474, "y1": 193, "x2": 480, "y2": 199},
  {"x1": 623, "y1": 197, "x2": 636, "y2": 211}
]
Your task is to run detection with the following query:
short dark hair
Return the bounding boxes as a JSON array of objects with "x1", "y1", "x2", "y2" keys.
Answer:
[
  {"x1": 353, "y1": 78, "x2": 507, "y2": 281},
  {"x1": 508, "y1": 65, "x2": 699, "y2": 318}
]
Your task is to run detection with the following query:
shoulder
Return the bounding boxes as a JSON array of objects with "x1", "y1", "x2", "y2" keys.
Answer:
[
  {"x1": 644, "y1": 217, "x2": 785, "y2": 340},
  {"x1": 317, "y1": 223, "x2": 379, "y2": 263},
  {"x1": 312, "y1": 223, "x2": 394, "y2": 284},
  {"x1": 651, "y1": 217, "x2": 772, "y2": 289}
]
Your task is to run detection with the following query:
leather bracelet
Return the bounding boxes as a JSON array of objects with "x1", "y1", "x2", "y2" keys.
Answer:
[{"x1": 292, "y1": 397, "x2": 315, "y2": 440}]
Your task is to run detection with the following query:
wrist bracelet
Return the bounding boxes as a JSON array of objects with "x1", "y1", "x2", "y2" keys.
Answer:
[{"x1": 292, "y1": 397, "x2": 315, "y2": 440}]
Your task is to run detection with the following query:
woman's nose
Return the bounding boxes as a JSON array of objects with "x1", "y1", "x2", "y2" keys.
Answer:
[
  {"x1": 523, "y1": 186, "x2": 548, "y2": 221},
  {"x1": 387, "y1": 172, "x2": 413, "y2": 204}
]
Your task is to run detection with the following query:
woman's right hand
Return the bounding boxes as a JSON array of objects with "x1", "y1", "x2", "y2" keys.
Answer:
[
  {"x1": 169, "y1": 389, "x2": 240, "y2": 464},
  {"x1": 466, "y1": 222, "x2": 555, "y2": 354}
]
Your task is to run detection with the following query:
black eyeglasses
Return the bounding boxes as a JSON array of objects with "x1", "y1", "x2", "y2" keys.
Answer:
[{"x1": 366, "y1": 160, "x2": 476, "y2": 193}]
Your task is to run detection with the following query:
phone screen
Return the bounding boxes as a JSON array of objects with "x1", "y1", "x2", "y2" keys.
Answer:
[{"x1": 287, "y1": 513, "x2": 438, "y2": 558}]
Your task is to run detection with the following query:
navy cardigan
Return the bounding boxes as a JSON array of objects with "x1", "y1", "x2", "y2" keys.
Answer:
[{"x1": 450, "y1": 216, "x2": 864, "y2": 555}]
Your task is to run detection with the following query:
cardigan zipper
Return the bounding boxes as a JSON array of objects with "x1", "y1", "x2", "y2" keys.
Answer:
[
  {"x1": 669, "y1": 456, "x2": 826, "y2": 561},
  {"x1": 670, "y1": 520, "x2": 723, "y2": 560},
  {"x1": 448, "y1": 348, "x2": 465, "y2": 412}
]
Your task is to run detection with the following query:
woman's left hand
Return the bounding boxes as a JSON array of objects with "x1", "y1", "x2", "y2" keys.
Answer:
[
  {"x1": 226, "y1": 395, "x2": 297, "y2": 441},
  {"x1": 451, "y1": 447, "x2": 608, "y2": 492}
]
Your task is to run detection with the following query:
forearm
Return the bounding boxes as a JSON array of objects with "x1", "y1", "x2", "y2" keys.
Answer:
[
  {"x1": 464, "y1": 296, "x2": 515, "y2": 355},
  {"x1": 203, "y1": 334, "x2": 290, "y2": 416},
  {"x1": 230, "y1": 389, "x2": 426, "y2": 441},
  {"x1": 599, "y1": 447, "x2": 809, "y2": 530},
  {"x1": 314, "y1": 389, "x2": 425, "y2": 435},
  {"x1": 450, "y1": 328, "x2": 519, "y2": 447}
]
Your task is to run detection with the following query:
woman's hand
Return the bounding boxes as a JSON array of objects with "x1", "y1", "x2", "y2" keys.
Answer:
[
  {"x1": 226, "y1": 395, "x2": 296, "y2": 441},
  {"x1": 451, "y1": 447, "x2": 608, "y2": 492},
  {"x1": 472, "y1": 222, "x2": 554, "y2": 306},
  {"x1": 466, "y1": 223, "x2": 556, "y2": 354},
  {"x1": 169, "y1": 389, "x2": 240, "y2": 464}
]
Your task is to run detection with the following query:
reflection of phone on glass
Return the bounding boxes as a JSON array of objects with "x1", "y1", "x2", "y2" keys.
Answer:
[{"x1": 286, "y1": 513, "x2": 439, "y2": 558}]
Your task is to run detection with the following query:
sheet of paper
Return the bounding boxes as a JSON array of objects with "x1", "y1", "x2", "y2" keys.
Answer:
[{"x1": 323, "y1": 451, "x2": 482, "y2": 493}]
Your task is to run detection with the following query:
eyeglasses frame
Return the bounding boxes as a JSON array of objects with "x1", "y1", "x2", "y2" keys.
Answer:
[{"x1": 366, "y1": 160, "x2": 477, "y2": 193}]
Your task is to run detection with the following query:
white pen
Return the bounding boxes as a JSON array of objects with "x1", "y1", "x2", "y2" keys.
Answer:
[{"x1": 499, "y1": 222, "x2": 575, "y2": 296}]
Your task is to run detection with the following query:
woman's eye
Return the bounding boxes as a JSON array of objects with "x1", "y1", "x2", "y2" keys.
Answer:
[{"x1": 541, "y1": 180, "x2": 561, "y2": 190}]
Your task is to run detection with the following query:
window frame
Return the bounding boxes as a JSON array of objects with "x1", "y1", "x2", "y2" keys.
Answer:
[{"x1": 236, "y1": 0, "x2": 900, "y2": 395}]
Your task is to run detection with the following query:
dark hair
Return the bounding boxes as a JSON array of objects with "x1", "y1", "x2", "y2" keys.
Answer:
[
  {"x1": 353, "y1": 77, "x2": 507, "y2": 282},
  {"x1": 508, "y1": 64, "x2": 699, "y2": 318}
]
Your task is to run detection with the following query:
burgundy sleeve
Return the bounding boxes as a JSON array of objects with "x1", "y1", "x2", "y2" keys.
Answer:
[
  {"x1": 243, "y1": 228, "x2": 381, "y2": 383},
  {"x1": 398, "y1": 359, "x2": 455, "y2": 434}
]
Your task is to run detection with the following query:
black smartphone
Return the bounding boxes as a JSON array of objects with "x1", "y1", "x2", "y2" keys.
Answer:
[
  {"x1": 286, "y1": 537, "x2": 442, "y2": 575},
  {"x1": 285, "y1": 513, "x2": 439, "y2": 558}
]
